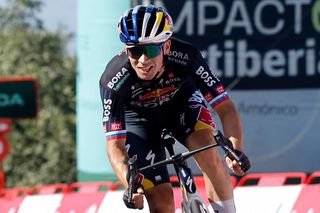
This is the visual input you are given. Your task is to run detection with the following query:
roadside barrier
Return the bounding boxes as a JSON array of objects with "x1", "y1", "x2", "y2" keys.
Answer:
[{"x1": 0, "y1": 172, "x2": 319, "y2": 212}]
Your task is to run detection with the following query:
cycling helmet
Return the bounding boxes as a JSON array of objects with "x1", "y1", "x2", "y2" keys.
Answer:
[{"x1": 118, "y1": 5, "x2": 173, "y2": 46}]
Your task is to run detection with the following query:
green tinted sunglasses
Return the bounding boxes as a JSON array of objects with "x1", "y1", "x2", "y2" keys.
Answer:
[{"x1": 127, "y1": 43, "x2": 163, "y2": 59}]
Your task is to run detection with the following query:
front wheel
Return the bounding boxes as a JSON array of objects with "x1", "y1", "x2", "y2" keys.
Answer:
[{"x1": 189, "y1": 199, "x2": 208, "y2": 213}]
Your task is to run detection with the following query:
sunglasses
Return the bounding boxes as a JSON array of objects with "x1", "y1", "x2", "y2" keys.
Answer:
[{"x1": 127, "y1": 43, "x2": 163, "y2": 59}]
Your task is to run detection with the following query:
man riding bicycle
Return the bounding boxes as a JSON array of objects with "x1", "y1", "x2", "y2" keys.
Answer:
[{"x1": 99, "y1": 5, "x2": 251, "y2": 212}]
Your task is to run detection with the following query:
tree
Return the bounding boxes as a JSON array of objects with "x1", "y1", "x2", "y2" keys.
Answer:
[{"x1": 0, "y1": 0, "x2": 76, "y2": 187}]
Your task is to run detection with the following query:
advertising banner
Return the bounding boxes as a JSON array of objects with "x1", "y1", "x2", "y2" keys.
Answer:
[
  {"x1": 165, "y1": 0, "x2": 320, "y2": 89},
  {"x1": 154, "y1": 0, "x2": 320, "y2": 173},
  {"x1": 0, "y1": 77, "x2": 38, "y2": 119}
]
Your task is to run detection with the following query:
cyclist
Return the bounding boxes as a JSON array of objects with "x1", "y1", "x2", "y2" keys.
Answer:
[{"x1": 99, "y1": 5, "x2": 251, "y2": 213}]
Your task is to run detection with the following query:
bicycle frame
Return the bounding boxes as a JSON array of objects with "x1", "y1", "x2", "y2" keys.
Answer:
[
  {"x1": 127, "y1": 129, "x2": 244, "y2": 213},
  {"x1": 167, "y1": 147, "x2": 212, "y2": 212}
]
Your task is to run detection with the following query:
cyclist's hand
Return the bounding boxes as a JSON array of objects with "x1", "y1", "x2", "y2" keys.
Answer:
[
  {"x1": 124, "y1": 156, "x2": 145, "y2": 209},
  {"x1": 226, "y1": 150, "x2": 251, "y2": 176},
  {"x1": 123, "y1": 186, "x2": 145, "y2": 209}
]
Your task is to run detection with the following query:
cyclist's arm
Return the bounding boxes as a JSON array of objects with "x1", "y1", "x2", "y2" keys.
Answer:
[
  {"x1": 99, "y1": 85, "x2": 129, "y2": 187},
  {"x1": 213, "y1": 99, "x2": 243, "y2": 151},
  {"x1": 186, "y1": 45, "x2": 249, "y2": 173},
  {"x1": 99, "y1": 58, "x2": 145, "y2": 209},
  {"x1": 187, "y1": 45, "x2": 243, "y2": 150},
  {"x1": 214, "y1": 99, "x2": 249, "y2": 175},
  {"x1": 107, "y1": 137, "x2": 145, "y2": 208},
  {"x1": 107, "y1": 138, "x2": 129, "y2": 187}
]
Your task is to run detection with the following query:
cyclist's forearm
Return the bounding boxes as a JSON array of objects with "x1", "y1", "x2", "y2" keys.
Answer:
[
  {"x1": 107, "y1": 139, "x2": 129, "y2": 188},
  {"x1": 222, "y1": 111, "x2": 243, "y2": 151},
  {"x1": 215, "y1": 99, "x2": 243, "y2": 151}
]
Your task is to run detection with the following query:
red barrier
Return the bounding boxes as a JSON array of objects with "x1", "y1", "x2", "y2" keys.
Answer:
[
  {"x1": 0, "y1": 187, "x2": 31, "y2": 199},
  {"x1": 108, "y1": 181, "x2": 124, "y2": 190},
  {"x1": 0, "y1": 197, "x2": 24, "y2": 213},
  {"x1": 66, "y1": 181, "x2": 119, "y2": 193},
  {"x1": 31, "y1": 183, "x2": 69, "y2": 195},
  {"x1": 230, "y1": 176, "x2": 238, "y2": 188},
  {"x1": 237, "y1": 172, "x2": 307, "y2": 186},
  {"x1": 306, "y1": 171, "x2": 320, "y2": 184},
  {"x1": 0, "y1": 171, "x2": 4, "y2": 189},
  {"x1": 1, "y1": 176, "x2": 320, "y2": 212},
  {"x1": 56, "y1": 193, "x2": 105, "y2": 212},
  {"x1": 291, "y1": 184, "x2": 320, "y2": 211}
]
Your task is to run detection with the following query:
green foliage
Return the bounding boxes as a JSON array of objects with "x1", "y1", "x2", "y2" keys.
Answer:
[{"x1": 0, "y1": 0, "x2": 76, "y2": 187}]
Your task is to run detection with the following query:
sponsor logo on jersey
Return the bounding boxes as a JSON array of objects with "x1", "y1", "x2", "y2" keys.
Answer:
[
  {"x1": 139, "y1": 85, "x2": 176, "y2": 101},
  {"x1": 215, "y1": 85, "x2": 225, "y2": 94},
  {"x1": 188, "y1": 91, "x2": 204, "y2": 104},
  {"x1": 146, "y1": 150, "x2": 156, "y2": 165},
  {"x1": 190, "y1": 104, "x2": 216, "y2": 130},
  {"x1": 131, "y1": 85, "x2": 144, "y2": 98},
  {"x1": 195, "y1": 66, "x2": 218, "y2": 87},
  {"x1": 164, "y1": 77, "x2": 181, "y2": 85},
  {"x1": 131, "y1": 88, "x2": 179, "y2": 108},
  {"x1": 168, "y1": 50, "x2": 189, "y2": 65},
  {"x1": 204, "y1": 92, "x2": 214, "y2": 103},
  {"x1": 168, "y1": 50, "x2": 189, "y2": 61},
  {"x1": 110, "y1": 122, "x2": 122, "y2": 131},
  {"x1": 102, "y1": 98, "x2": 112, "y2": 122},
  {"x1": 107, "y1": 67, "x2": 128, "y2": 90},
  {"x1": 197, "y1": 106, "x2": 215, "y2": 128}
]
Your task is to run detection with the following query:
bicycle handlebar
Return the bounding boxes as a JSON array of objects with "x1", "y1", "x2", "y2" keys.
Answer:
[
  {"x1": 140, "y1": 142, "x2": 220, "y2": 172},
  {"x1": 126, "y1": 129, "x2": 247, "y2": 207},
  {"x1": 213, "y1": 130, "x2": 243, "y2": 166}
]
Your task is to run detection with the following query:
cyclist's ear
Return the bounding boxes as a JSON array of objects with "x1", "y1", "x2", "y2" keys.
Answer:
[{"x1": 163, "y1": 40, "x2": 171, "y2": 55}]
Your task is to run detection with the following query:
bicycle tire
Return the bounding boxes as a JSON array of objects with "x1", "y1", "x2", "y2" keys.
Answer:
[{"x1": 189, "y1": 199, "x2": 208, "y2": 213}]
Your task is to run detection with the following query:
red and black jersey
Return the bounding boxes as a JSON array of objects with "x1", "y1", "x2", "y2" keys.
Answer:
[{"x1": 99, "y1": 37, "x2": 229, "y2": 141}]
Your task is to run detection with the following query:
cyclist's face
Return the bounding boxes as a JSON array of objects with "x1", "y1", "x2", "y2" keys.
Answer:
[{"x1": 127, "y1": 40, "x2": 171, "y2": 81}]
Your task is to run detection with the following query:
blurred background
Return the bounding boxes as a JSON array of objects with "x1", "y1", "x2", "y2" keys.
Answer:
[{"x1": 0, "y1": 0, "x2": 319, "y2": 189}]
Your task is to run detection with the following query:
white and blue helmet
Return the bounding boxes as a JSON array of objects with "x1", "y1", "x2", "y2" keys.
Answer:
[{"x1": 118, "y1": 5, "x2": 173, "y2": 46}]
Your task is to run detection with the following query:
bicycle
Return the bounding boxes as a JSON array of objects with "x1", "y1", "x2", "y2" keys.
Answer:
[{"x1": 126, "y1": 129, "x2": 249, "y2": 213}]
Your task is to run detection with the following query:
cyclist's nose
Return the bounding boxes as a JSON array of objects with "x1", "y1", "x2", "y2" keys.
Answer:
[{"x1": 138, "y1": 53, "x2": 149, "y2": 62}]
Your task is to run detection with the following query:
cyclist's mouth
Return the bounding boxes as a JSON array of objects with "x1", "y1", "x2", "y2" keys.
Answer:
[{"x1": 139, "y1": 66, "x2": 153, "y2": 73}]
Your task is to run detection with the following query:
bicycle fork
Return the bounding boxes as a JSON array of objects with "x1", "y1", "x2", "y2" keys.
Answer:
[
  {"x1": 177, "y1": 165, "x2": 210, "y2": 213},
  {"x1": 162, "y1": 129, "x2": 210, "y2": 213}
]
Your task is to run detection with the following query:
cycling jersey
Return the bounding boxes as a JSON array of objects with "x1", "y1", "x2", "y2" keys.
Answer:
[
  {"x1": 100, "y1": 37, "x2": 229, "y2": 141},
  {"x1": 99, "y1": 37, "x2": 230, "y2": 188}
]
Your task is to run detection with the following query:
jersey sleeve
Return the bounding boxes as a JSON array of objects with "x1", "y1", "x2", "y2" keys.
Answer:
[
  {"x1": 99, "y1": 84, "x2": 126, "y2": 142},
  {"x1": 189, "y1": 47, "x2": 229, "y2": 109}
]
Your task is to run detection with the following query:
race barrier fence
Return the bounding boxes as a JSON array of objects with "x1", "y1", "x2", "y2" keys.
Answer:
[{"x1": 0, "y1": 171, "x2": 319, "y2": 213}]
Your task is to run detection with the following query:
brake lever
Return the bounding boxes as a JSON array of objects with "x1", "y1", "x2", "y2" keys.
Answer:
[{"x1": 213, "y1": 130, "x2": 243, "y2": 167}]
